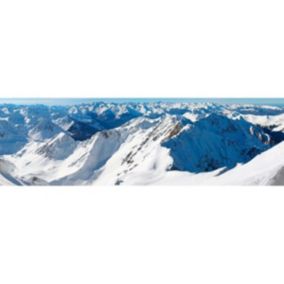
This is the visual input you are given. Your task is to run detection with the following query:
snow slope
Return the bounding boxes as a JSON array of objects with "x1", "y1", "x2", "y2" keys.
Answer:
[
  {"x1": 213, "y1": 141, "x2": 284, "y2": 185},
  {"x1": 0, "y1": 159, "x2": 24, "y2": 185},
  {"x1": 146, "y1": 142, "x2": 284, "y2": 186}
]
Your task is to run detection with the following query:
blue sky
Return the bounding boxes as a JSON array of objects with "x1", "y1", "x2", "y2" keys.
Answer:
[{"x1": 0, "y1": 98, "x2": 284, "y2": 106}]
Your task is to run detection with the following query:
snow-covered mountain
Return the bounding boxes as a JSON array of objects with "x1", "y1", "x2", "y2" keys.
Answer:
[{"x1": 1, "y1": 101, "x2": 284, "y2": 186}]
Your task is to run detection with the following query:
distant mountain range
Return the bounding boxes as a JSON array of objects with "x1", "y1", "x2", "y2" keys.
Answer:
[{"x1": 1, "y1": 101, "x2": 284, "y2": 185}]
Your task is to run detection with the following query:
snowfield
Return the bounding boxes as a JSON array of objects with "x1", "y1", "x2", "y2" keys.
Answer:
[{"x1": 0, "y1": 101, "x2": 284, "y2": 186}]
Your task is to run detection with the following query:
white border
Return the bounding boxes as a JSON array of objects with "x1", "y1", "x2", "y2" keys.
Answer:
[{"x1": 1, "y1": 0, "x2": 284, "y2": 283}]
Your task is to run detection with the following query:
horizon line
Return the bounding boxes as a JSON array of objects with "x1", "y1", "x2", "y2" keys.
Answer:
[{"x1": 0, "y1": 97, "x2": 284, "y2": 106}]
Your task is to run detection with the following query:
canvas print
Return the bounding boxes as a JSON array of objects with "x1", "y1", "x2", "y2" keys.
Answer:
[{"x1": 0, "y1": 98, "x2": 284, "y2": 186}]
